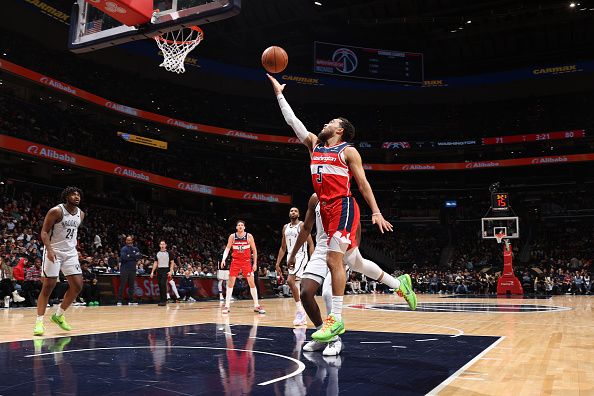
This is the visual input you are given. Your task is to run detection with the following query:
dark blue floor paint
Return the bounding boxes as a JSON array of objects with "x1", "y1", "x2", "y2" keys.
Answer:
[{"x1": 0, "y1": 323, "x2": 500, "y2": 395}]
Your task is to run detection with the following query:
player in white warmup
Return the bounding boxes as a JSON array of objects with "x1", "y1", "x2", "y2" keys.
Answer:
[
  {"x1": 275, "y1": 207, "x2": 314, "y2": 326},
  {"x1": 34, "y1": 187, "x2": 85, "y2": 336},
  {"x1": 288, "y1": 193, "x2": 411, "y2": 355}
]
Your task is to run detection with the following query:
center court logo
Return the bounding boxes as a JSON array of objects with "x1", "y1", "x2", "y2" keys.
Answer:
[
  {"x1": 113, "y1": 166, "x2": 149, "y2": 181},
  {"x1": 332, "y1": 48, "x2": 358, "y2": 74}
]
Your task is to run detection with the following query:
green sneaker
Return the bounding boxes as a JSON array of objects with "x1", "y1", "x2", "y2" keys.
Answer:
[
  {"x1": 33, "y1": 321, "x2": 45, "y2": 336},
  {"x1": 93, "y1": 301, "x2": 100, "y2": 306},
  {"x1": 311, "y1": 314, "x2": 345, "y2": 342},
  {"x1": 50, "y1": 313, "x2": 72, "y2": 331},
  {"x1": 397, "y1": 274, "x2": 417, "y2": 310}
]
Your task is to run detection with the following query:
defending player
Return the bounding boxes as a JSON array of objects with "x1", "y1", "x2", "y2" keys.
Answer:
[
  {"x1": 275, "y1": 207, "x2": 314, "y2": 326},
  {"x1": 268, "y1": 74, "x2": 414, "y2": 342},
  {"x1": 219, "y1": 220, "x2": 265, "y2": 314},
  {"x1": 34, "y1": 187, "x2": 85, "y2": 336},
  {"x1": 289, "y1": 193, "x2": 416, "y2": 355}
]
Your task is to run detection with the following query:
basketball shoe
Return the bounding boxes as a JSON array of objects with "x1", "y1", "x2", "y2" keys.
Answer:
[
  {"x1": 293, "y1": 310, "x2": 307, "y2": 326},
  {"x1": 311, "y1": 314, "x2": 345, "y2": 342},
  {"x1": 323, "y1": 336, "x2": 342, "y2": 356},
  {"x1": 33, "y1": 321, "x2": 44, "y2": 336},
  {"x1": 254, "y1": 305, "x2": 266, "y2": 314},
  {"x1": 50, "y1": 313, "x2": 72, "y2": 331},
  {"x1": 396, "y1": 274, "x2": 417, "y2": 310}
]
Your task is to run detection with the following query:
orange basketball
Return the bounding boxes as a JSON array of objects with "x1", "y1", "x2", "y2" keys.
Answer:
[{"x1": 261, "y1": 46, "x2": 288, "y2": 73}]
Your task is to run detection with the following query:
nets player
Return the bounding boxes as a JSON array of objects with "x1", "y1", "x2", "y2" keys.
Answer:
[
  {"x1": 268, "y1": 74, "x2": 416, "y2": 342},
  {"x1": 34, "y1": 187, "x2": 85, "y2": 336},
  {"x1": 275, "y1": 207, "x2": 314, "y2": 326},
  {"x1": 220, "y1": 220, "x2": 265, "y2": 314},
  {"x1": 289, "y1": 193, "x2": 416, "y2": 355}
]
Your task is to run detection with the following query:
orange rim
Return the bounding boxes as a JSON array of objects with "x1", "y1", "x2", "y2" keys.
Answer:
[{"x1": 155, "y1": 26, "x2": 203, "y2": 45}]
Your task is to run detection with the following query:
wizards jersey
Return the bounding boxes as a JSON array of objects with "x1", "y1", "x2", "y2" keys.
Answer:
[{"x1": 310, "y1": 142, "x2": 352, "y2": 203}]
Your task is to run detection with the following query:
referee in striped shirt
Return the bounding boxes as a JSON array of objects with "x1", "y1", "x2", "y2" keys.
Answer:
[{"x1": 150, "y1": 241, "x2": 175, "y2": 306}]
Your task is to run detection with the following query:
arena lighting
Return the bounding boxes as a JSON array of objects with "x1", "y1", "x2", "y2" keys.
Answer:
[
  {"x1": 569, "y1": 2, "x2": 576, "y2": 7},
  {"x1": 314, "y1": 1, "x2": 322, "y2": 5},
  {"x1": 466, "y1": 20, "x2": 472, "y2": 24}
]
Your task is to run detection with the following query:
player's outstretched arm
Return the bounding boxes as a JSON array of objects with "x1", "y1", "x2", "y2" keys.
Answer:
[
  {"x1": 345, "y1": 147, "x2": 393, "y2": 234},
  {"x1": 266, "y1": 74, "x2": 318, "y2": 152},
  {"x1": 288, "y1": 194, "x2": 318, "y2": 268}
]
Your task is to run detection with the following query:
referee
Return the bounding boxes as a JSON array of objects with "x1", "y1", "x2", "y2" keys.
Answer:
[{"x1": 150, "y1": 240, "x2": 175, "y2": 306}]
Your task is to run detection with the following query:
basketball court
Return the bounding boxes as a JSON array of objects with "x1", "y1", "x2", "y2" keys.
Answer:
[
  {"x1": 1, "y1": 1, "x2": 593, "y2": 395},
  {"x1": 1, "y1": 294, "x2": 592, "y2": 395}
]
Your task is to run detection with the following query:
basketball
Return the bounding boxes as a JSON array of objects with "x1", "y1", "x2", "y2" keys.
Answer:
[{"x1": 261, "y1": 46, "x2": 288, "y2": 73}]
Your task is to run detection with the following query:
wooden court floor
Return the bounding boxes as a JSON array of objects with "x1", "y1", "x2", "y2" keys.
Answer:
[{"x1": 2, "y1": 294, "x2": 592, "y2": 395}]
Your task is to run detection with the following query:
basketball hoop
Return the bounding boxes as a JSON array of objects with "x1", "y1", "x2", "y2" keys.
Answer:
[
  {"x1": 154, "y1": 26, "x2": 203, "y2": 74},
  {"x1": 495, "y1": 232, "x2": 506, "y2": 244}
]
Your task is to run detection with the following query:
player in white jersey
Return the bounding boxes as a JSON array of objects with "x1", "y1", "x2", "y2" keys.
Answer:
[
  {"x1": 34, "y1": 187, "x2": 85, "y2": 336},
  {"x1": 275, "y1": 207, "x2": 314, "y2": 326},
  {"x1": 289, "y1": 193, "x2": 414, "y2": 355}
]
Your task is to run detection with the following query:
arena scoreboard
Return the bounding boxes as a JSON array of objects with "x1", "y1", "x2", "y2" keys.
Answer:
[{"x1": 314, "y1": 41, "x2": 424, "y2": 84}]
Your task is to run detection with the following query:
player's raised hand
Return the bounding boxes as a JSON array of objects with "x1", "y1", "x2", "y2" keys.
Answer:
[
  {"x1": 372, "y1": 213, "x2": 393, "y2": 234},
  {"x1": 266, "y1": 74, "x2": 286, "y2": 95}
]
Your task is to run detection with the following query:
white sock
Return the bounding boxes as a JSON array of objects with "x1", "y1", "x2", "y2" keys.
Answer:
[
  {"x1": 225, "y1": 287, "x2": 233, "y2": 308},
  {"x1": 295, "y1": 301, "x2": 303, "y2": 312},
  {"x1": 250, "y1": 287, "x2": 259, "y2": 307},
  {"x1": 331, "y1": 296, "x2": 343, "y2": 321},
  {"x1": 218, "y1": 280, "x2": 224, "y2": 293},
  {"x1": 374, "y1": 268, "x2": 400, "y2": 290},
  {"x1": 36, "y1": 315, "x2": 44, "y2": 322},
  {"x1": 56, "y1": 306, "x2": 65, "y2": 317}
]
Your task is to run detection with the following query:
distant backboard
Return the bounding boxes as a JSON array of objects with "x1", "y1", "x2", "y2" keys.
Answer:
[
  {"x1": 481, "y1": 216, "x2": 519, "y2": 239},
  {"x1": 69, "y1": 0, "x2": 241, "y2": 53}
]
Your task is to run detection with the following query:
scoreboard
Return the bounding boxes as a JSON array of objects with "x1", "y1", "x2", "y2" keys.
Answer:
[
  {"x1": 314, "y1": 41, "x2": 423, "y2": 84},
  {"x1": 491, "y1": 192, "x2": 510, "y2": 212}
]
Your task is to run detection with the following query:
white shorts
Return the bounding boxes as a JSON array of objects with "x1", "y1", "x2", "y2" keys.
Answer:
[
  {"x1": 289, "y1": 253, "x2": 308, "y2": 278},
  {"x1": 217, "y1": 270, "x2": 230, "y2": 280},
  {"x1": 42, "y1": 249, "x2": 81, "y2": 278},
  {"x1": 301, "y1": 247, "x2": 328, "y2": 284}
]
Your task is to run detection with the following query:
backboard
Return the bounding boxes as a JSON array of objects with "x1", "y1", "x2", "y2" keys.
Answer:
[
  {"x1": 69, "y1": 0, "x2": 241, "y2": 53},
  {"x1": 481, "y1": 216, "x2": 519, "y2": 240}
]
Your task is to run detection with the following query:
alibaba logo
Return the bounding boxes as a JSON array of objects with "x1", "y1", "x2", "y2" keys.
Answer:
[
  {"x1": 113, "y1": 166, "x2": 123, "y2": 174},
  {"x1": 27, "y1": 145, "x2": 39, "y2": 154}
]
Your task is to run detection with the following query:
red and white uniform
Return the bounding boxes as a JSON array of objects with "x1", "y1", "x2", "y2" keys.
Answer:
[
  {"x1": 229, "y1": 233, "x2": 253, "y2": 277},
  {"x1": 310, "y1": 142, "x2": 360, "y2": 253}
]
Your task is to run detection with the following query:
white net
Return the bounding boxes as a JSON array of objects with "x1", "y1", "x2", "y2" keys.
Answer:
[
  {"x1": 495, "y1": 233, "x2": 506, "y2": 244},
  {"x1": 154, "y1": 26, "x2": 203, "y2": 74}
]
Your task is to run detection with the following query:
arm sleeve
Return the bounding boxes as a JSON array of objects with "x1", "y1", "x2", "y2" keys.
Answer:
[
  {"x1": 276, "y1": 94, "x2": 310, "y2": 143},
  {"x1": 222, "y1": 247, "x2": 230, "y2": 262}
]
